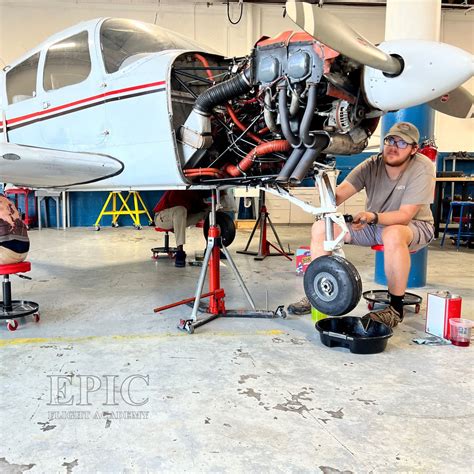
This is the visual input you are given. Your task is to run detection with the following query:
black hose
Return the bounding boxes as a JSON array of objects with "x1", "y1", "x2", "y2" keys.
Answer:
[
  {"x1": 289, "y1": 135, "x2": 329, "y2": 185},
  {"x1": 275, "y1": 147, "x2": 305, "y2": 184},
  {"x1": 194, "y1": 70, "x2": 251, "y2": 115},
  {"x1": 300, "y1": 84, "x2": 317, "y2": 147},
  {"x1": 278, "y1": 85, "x2": 300, "y2": 148}
]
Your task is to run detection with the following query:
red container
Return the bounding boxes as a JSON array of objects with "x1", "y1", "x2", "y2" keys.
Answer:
[{"x1": 425, "y1": 292, "x2": 462, "y2": 339}]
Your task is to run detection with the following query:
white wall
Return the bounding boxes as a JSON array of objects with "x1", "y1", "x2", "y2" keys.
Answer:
[{"x1": 0, "y1": 0, "x2": 472, "y2": 151}]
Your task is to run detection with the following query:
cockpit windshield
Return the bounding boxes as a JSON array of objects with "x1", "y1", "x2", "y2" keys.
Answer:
[{"x1": 100, "y1": 19, "x2": 207, "y2": 73}]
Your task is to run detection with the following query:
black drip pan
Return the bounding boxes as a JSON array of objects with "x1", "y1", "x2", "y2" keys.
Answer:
[{"x1": 315, "y1": 316, "x2": 393, "y2": 354}]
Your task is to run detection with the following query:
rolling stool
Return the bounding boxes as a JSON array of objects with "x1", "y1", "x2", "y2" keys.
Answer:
[
  {"x1": 441, "y1": 201, "x2": 474, "y2": 250},
  {"x1": 0, "y1": 261, "x2": 40, "y2": 331},
  {"x1": 151, "y1": 228, "x2": 178, "y2": 259},
  {"x1": 363, "y1": 244, "x2": 423, "y2": 314}
]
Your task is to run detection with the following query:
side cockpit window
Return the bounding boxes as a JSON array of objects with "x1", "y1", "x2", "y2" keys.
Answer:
[
  {"x1": 43, "y1": 31, "x2": 91, "y2": 91},
  {"x1": 6, "y1": 52, "x2": 40, "y2": 105}
]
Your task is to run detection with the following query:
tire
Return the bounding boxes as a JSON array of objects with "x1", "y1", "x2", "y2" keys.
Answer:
[
  {"x1": 203, "y1": 211, "x2": 236, "y2": 247},
  {"x1": 303, "y1": 255, "x2": 362, "y2": 316}
]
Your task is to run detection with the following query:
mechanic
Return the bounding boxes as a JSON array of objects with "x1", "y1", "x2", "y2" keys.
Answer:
[{"x1": 288, "y1": 122, "x2": 435, "y2": 328}]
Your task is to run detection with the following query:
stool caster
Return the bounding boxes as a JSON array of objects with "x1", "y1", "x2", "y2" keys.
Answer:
[
  {"x1": 7, "y1": 319, "x2": 18, "y2": 331},
  {"x1": 95, "y1": 225, "x2": 101, "y2": 231},
  {"x1": 367, "y1": 302, "x2": 375, "y2": 310},
  {"x1": 415, "y1": 304, "x2": 421, "y2": 314},
  {"x1": 33, "y1": 312, "x2": 40, "y2": 323}
]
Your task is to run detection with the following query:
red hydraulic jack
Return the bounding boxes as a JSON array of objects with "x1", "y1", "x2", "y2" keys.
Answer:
[
  {"x1": 237, "y1": 190, "x2": 293, "y2": 261},
  {"x1": 153, "y1": 189, "x2": 286, "y2": 333}
]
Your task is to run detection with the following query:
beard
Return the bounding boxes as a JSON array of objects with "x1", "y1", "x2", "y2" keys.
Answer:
[{"x1": 383, "y1": 153, "x2": 413, "y2": 168}]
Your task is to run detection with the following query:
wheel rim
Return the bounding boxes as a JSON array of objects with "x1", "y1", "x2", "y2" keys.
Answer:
[{"x1": 314, "y1": 271, "x2": 339, "y2": 302}]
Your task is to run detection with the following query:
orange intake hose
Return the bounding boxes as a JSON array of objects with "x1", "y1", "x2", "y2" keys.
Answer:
[{"x1": 223, "y1": 140, "x2": 291, "y2": 177}]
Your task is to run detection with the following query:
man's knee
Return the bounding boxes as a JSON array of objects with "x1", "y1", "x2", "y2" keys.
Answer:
[
  {"x1": 311, "y1": 220, "x2": 326, "y2": 242},
  {"x1": 382, "y1": 225, "x2": 412, "y2": 248}
]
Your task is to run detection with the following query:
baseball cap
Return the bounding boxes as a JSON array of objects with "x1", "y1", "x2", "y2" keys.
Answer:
[{"x1": 384, "y1": 122, "x2": 420, "y2": 144}]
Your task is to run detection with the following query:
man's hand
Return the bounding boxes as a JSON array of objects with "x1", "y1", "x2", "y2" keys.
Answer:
[{"x1": 352, "y1": 211, "x2": 376, "y2": 230}]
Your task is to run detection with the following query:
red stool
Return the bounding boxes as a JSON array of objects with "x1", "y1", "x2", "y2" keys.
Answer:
[
  {"x1": 151, "y1": 228, "x2": 178, "y2": 259},
  {"x1": 5, "y1": 188, "x2": 37, "y2": 228},
  {"x1": 0, "y1": 261, "x2": 40, "y2": 331}
]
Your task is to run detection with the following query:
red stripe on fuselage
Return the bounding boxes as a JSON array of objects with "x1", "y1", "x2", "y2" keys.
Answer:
[{"x1": 6, "y1": 80, "x2": 167, "y2": 126}]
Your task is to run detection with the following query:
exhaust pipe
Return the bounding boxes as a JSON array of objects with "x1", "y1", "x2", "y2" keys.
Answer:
[
  {"x1": 275, "y1": 147, "x2": 306, "y2": 184},
  {"x1": 289, "y1": 135, "x2": 330, "y2": 185}
]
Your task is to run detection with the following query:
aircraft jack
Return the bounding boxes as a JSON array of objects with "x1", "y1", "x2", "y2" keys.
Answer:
[
  {"x1": 153, "y1": 190, "x2": 286, "y2": 334},
  {"x1": 237, "y1": 190, "x2": 293, "y2": 261}
]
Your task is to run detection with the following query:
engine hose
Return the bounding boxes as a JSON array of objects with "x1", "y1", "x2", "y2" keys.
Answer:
[
  {"x1": 223, "y1": 140, "x2": 290, "y2": 177},
  {"x1": 300, "y1": 84, "x2": 317, "y2": 148},
  {"x1": 289, "y1": 89, "x2": 300, "y2": 117},
  {"x1": 278, "y1": 85, "x2": 301, "y2": 148},
  {"x1": 289, "y1": 135, "x2": 330, "y2": 185},
  {"x1": 275, "y1": 146, "x2": 306, "y2": 184},
  {"x1": 264, "y1": 89, "x2": 278, "y2": 133},
  {"x1": 184, "y1": 168, "x2": 224, "y2": 178},
  {"x1": 194, "y1": 53, "x2": 215, "y2": 82},
  {"x1": 226, "y1": 104, "x2": 263, "y2": 144},
  {"x1": 194, "y1": 69, "x2": 251, "y2": 115}
]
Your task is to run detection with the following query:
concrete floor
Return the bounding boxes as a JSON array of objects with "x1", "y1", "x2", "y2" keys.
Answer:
[{"x1": 0, "y1": 225, "x2": 473, "y2": 473}]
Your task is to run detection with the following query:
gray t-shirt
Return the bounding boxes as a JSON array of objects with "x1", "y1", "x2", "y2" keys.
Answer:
[{"x1": 345, "y1": 152, "x2": 435, "y2": 223}]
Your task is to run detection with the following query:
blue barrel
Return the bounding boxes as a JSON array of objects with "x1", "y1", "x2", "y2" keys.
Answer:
[{"x1": 374, "y1": 246, "x2": 428, "y2": 288}]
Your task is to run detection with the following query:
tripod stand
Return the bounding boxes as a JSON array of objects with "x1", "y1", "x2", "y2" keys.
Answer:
[
  {"x1": 237, "y1": 190, "x2": 293, "y2": 261},
  {"x1": 153, "y1": 189, "x2": 286, "y2": 333}
]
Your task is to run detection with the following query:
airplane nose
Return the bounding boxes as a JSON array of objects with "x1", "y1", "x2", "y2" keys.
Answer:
[{"x1": 363, "y1": 39, "x2": 473, "y2": 112}]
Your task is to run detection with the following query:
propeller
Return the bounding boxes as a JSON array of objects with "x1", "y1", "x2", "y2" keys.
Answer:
[
  {"x1": 428, "y1": 86, "x2": 474, "y2": 119},
  {"x1": 285, "y1": 1, "x2": 402, "y2": 75}
]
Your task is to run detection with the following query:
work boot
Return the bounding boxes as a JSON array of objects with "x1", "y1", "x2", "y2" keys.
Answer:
[
  {"x1": 287, "y1": 296, "x2": 311, "y2": 315},
  {"x1": 175, "y1": 250, "x2": 187, "y2": 268},
  {"x1": 366, "y1": 306, "x2": 402, "y2": 328}
]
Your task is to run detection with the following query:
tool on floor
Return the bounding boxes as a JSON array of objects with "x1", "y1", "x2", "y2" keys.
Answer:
[
  {"x1": 153, "y1": 188, "x2": 286, "y2": 333},
  {"x1": 237, "y1": 190, "x2": 293, "y2": 261}
]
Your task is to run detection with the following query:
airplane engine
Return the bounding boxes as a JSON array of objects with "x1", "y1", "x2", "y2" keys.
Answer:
[{"x1": 172, "y1": 31, "x2": 379, "y2": 186}]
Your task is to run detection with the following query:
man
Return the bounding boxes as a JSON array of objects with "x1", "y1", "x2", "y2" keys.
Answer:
[
  {"x1": 288, "y1": 122, "x2": 435, "y2": 328},
  {"x1": 0, "y1": 194, "x2": 30, "y2": 264},
  {"x1": 153, "y1": 190, "x2": 209, "y2": 267}
]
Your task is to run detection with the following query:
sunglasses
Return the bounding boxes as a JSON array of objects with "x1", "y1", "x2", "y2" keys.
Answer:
[{"x1": 384, "y1": 136, "x2": 414, "y2": 149}]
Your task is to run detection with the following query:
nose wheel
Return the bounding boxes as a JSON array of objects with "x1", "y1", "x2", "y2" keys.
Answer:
[{"x1": 304, "y1": 255, "x2": 362, "y2": 316}]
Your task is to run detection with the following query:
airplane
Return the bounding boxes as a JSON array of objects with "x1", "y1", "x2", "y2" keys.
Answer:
[{"x1": 0, "y1": 1, "x2": 472, "y2": 317}]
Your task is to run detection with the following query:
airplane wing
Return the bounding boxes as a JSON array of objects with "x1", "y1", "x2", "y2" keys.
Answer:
[{"x1": 0, "y1": 142, "x2": 124, "y2": 189}]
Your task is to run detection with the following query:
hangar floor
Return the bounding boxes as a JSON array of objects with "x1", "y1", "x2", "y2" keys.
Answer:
[{"x1": 1, "y1": 225, "x2": 473, "y2": 472}]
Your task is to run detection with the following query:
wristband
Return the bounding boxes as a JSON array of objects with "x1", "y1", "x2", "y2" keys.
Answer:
[{"x1": 370, "y1": 212, "x2": 379, "y2": 225}]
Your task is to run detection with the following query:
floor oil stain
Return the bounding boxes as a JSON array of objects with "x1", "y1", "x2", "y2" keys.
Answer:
[
  {"x1": 0, "y1": 457, "x2": 35, "y2": 473},
  {"x1": 325, "y1": 408, "x2": 344, "y2": 419},
  {"x1": 62, "y1": 459, "x2": 79, "y2": 473},
  {"x1": 238, "y1": 388, "x2": 261, "y2": 401},
  {"x1": 238, "y1": 374, "x2": 259, "y2": 384}
]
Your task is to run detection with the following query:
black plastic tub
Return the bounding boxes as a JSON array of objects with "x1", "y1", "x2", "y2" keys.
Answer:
[{"x1": 315, "y1": 316, "x2": 393, "y2": 354}]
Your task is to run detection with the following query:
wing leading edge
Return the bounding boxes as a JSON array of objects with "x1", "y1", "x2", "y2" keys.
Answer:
[{"x1": 0, "y1": 143, "x2": 124, "y2": 188}]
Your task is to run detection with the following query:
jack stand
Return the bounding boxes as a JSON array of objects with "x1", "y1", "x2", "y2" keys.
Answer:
[
  {"x1": 237, "y1": 190, "x2": 293, "y2": 261},
  {"x1": 153, "y1": 189, "x2": 287, "y2": 333}
]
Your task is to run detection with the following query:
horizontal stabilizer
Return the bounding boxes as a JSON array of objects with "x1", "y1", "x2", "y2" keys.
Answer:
[{"x1": 0, "y1": 143, "x2": 124, "y2": 188}]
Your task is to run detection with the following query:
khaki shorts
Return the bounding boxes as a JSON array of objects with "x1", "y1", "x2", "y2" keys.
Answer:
[
  {"x1": 0, "y1": 246, "x2": 28, "y2": 265},
  {"x1": 348, "y1": 221, "x2": 434, "y2": 252}
]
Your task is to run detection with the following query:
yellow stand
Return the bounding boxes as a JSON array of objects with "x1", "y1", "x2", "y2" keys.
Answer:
[{"x1": 94, "y1": 191, "x2": 153, "y2": 230}]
